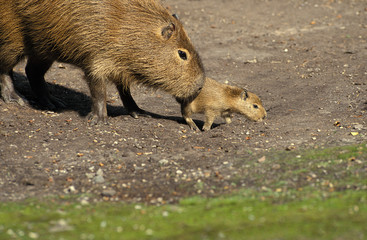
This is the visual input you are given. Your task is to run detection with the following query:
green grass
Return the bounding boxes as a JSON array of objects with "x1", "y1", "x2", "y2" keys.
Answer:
[{"x1": 0, "y1": 143, "x2": 366, "y2": 240}]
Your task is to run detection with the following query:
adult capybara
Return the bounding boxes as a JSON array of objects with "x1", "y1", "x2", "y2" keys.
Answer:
[
  {"x1": 181, "y1": 77, "x2": 266, "y2": 131},
  {"x1": 0, "y1": 0, "x2": 205, "y2": 124}
]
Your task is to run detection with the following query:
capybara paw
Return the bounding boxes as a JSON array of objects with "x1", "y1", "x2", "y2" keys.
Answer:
[
  {"x1": 129, "y1": 109, "x2": 151, "y2": 119},
  {"x1": 129, "y1": 111, "x2": 139, "y2": 119},
  {"x1": 87, "y1": 113, "x2": 109, "y2": 126},
  {"x1": 2, "y1": 91, "x2": 27, "y2": 106},
  {"x1": 188, "y1": 123, "x2": 200, "y2": 132}
]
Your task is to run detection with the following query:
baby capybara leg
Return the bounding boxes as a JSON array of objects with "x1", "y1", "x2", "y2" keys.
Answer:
[
  {"x1": 25, "y1": 56, "x2": 65, "y2": 110},
  {"x1": 180, "y1": 102, "x2": 200, "y2": 131},
  {"x1": 202, "y1": 111, "x2": 216, "y2": 131}
]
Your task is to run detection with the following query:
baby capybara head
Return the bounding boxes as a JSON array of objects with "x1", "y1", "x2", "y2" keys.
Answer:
[
  {"x1": 108, "y1": 0, "x2": 205, "y2": 101},
  {"x1": 237, "y1": 91, "x2": 267, "y2": 122}
]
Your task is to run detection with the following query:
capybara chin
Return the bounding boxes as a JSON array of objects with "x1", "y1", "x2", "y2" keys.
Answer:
[
  {"x1": 0, "y1": 0, "x2": 205, "y2": 124},
  {"x1": 181, "y1": 77, "x2": 267, "y2": 131}
]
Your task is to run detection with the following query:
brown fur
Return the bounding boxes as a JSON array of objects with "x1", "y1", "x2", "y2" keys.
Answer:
[
  {"x1": 181, "y1": 77, "x2": 267, "y2": 131},
  {"x1": 0, "y1": 0, "x2": 205, "y2": 123}
]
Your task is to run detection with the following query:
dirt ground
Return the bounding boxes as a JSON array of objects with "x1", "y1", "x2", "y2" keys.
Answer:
[{"x1": 0, "y1": 0, "x2": 366, "y2": 204}]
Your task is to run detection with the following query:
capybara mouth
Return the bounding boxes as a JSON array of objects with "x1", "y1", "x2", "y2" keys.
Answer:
[
  {"x1": 175, "y1": 75, "x2": 204, "y2": 104},
  {"x1": 176, "y1": 92, "x2": 199, "y2": 104},
  {"x1": 254, "y1": 115, "x2": 266, "y2": 122},
  {"x1": 246, "y1": 116, "x2": 264, "y2": 122}
]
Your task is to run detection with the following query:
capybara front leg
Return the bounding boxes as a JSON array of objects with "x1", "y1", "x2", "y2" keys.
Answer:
[
  {"x1": 25, "y1": 56, "x2": 66, "y2": 110},
  {"x1": 222, "y1": 112, "x2": 233, "y2": 124},
  {"x1": 0, "y1": 71, "x2": 26, "y2": 105},
  {"x1": 116, "y1": 84, "x2": 149, "y2": 119},
  {"x1": 86, "y1": 76, "x2": 108, "y2": 125}
]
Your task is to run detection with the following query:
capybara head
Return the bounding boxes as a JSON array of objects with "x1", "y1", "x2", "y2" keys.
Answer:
[
  {"x1": 105, "y1": 0, "x2": 205, "y2": 101},
  {"x1": 230, "y1": 88, "x2": 267, "y2": 121}
]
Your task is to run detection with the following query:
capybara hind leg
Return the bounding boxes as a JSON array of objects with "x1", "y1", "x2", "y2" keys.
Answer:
[
  {"x1": 25, "y1": 56, "x2": 65, "y2": 110},
  {"x1": 0, "y1": 72, "x2": 26, "y2": 105},
  {"x1": 87, "y1": 76, "x2": 108, "y2": 125},
  {"x1": 116, "y1": 84, "x2": 150, "y2": 119}
]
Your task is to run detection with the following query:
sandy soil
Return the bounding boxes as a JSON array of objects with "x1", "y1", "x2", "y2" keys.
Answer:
[{"x1": 0, "y1": 0, "x2": 366, "y2": 204}]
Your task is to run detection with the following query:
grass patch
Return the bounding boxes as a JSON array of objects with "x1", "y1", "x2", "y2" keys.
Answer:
[
  {"x1": 233, "y1": 143, "x2": 367, "y2": 196},
  {"x1": 0, "y1": 143, "x2": 366, "y2": 240}
]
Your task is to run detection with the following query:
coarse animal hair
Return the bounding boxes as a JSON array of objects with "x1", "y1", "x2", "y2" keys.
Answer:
[
  {"x1": 181, "y1": 77, "x2": 267, "y2": 131},
  {"x1": 0, "y1": 0, "x2": 205, "y2": 123}
]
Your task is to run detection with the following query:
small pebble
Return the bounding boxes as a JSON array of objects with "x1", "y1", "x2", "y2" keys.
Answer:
[
  {"x1": 353, "y1": 124, "x2": 364, "y2": 130},
  {"x1": 94, "y1": 175, "x2": 105, "y2": 183},
  {"x1": 102, "y1": 189, "x2": 116, "y2": 197},
  {"x1": 96, "y1": 168, "x2": 104, "y2": 176},
  {"x1": 159, "y1": 159, "x2": 169, "y2": 165},
  {"x1": 29, "y1": 232, "x2": 39, "y2": 239},
  {"x1": 63, "y1": 185, "x2": 76, "y2": 194},
  {"x1": 257, "y1": 156, "x2": 266, "y2": 163},
  {"x1": 85, "y1": 173, "x2": 95, "y2": 179}
]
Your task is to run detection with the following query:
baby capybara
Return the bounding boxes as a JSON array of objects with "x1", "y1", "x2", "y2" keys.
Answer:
[
  {"x1": 181, "y1": 77, "x2": 266, "y2": 131},
  {"x1": 0, "y1": 0, "x2": 205, "y2": 124}
]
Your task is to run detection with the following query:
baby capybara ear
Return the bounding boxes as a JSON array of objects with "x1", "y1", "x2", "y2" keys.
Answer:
[
  {"x1": 172, "y1": 14, "x2": 179, "y2": 20},
  {"x1": 241, "y1": 89, "x2": 249, "y2": 100},
  {"x1": 161, "y1": 23, "x2": 175, "y2": 40}
]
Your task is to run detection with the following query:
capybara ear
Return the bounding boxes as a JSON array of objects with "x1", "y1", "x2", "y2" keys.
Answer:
[{"x1": 161, "y1": 23, "x2": 175, "y2": 40}]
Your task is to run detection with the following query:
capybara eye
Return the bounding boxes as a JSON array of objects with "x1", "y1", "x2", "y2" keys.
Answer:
[
  {"x1": 253, "y1": 104, "x2": 259, "y2": 109},
  {"x1": 178, "y1": 50, "x2": 187, "y2": 60}
]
